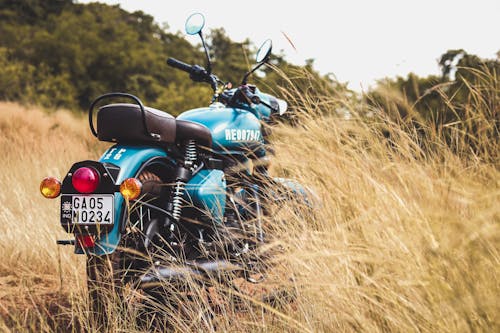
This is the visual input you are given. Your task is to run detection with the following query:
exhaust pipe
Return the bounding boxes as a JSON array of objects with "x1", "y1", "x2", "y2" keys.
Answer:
[{"x1": 140, "y1": 260, "x2": 242, "y2": 286}]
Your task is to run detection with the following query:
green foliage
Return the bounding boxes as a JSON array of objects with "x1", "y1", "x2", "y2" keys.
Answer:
[
  {"x1": 0, "y1": 0, "x2": 341, "y2": 115},
  {"x1": 207, "y1": 28, "x2": 253, "y2": 85},
  {"x1": 366, "y1": 50, "x2": 499, "y2": 162},
  {"x1": 0, "y1": 1, "x2": 496, "y2": 163},
  {"x1": 0, "y1": 0, "x2": 71, "y2": 24},
  {"x1": 0, "y1": 1, "x2": 230, "y2": 112}
]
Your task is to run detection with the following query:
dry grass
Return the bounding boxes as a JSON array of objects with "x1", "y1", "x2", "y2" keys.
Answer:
[
  {"x1": 0, "y1": 71, "x2": 498, "y2": 333},
  {"x1": 0, "y1": 103, "x2": 104, "y2": 331}
]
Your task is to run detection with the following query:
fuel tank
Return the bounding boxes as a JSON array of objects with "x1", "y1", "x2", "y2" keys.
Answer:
[{"x1": 177, "y1": 104, "x2": 264, "y2": 154}]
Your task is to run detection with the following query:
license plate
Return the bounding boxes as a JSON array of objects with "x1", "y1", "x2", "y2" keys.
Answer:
[{"x1": 61, "y1": 195, "x2": 114, "y2": 225}]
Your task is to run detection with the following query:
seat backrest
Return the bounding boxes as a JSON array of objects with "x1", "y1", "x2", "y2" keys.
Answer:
[{"x1": 97, "y1": 103, "x2": 176, "y2": 145}]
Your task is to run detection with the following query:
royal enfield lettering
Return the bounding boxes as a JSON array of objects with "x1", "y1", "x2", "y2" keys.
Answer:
[
  {"x1": 103, "y1": 148, "x2": 116, "y2": 160},
  {"x1": 103, "y1": 147, "x2": 126, "y2": 160},
  {"x1": 225, "y1": 129, "x2": 260, "y2": 142},
  {"x1": 114, "y1": 148, "x2": 127, "y2": 160}
]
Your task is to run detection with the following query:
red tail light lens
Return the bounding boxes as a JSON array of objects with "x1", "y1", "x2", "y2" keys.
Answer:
[
  {"x1": 76, "y1": 234, "x2": 96, "y2": 248},
  {"x1": 72, "y1": 167, "x2": 100, "y2": 193}
]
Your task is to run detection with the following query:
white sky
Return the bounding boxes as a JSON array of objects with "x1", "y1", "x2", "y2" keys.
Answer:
[{"x1": 79, "y1": 0, "x2": 500, "y2": 91}]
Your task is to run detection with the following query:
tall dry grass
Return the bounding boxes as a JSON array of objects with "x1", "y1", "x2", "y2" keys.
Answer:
[
  {"x1": 0, "y1": 103, "x2": 105, "y2": 331},
  {"x1": 0, "y1": 66, "x2": 498, "y2": 333}
]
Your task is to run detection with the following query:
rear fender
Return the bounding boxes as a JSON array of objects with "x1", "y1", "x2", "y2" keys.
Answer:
[{"x1": 77, "y1": 145, "x2": 169, "y2": 255}]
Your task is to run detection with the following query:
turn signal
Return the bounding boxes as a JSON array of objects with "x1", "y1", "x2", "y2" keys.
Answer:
[
  {"x1": 40, "y1": 177, "x2": 61, "y2": 199},
  {"x1": 120, "y1": 178, "x2": 142, "y2": 201}
]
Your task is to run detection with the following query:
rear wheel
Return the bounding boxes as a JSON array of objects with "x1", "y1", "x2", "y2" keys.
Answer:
[
  {"x1": 86, "y1": 170, "x2": 164, "y2": 326},
  {"x1": 86, "y1": 254, "x2": 121, "y2": 327}
]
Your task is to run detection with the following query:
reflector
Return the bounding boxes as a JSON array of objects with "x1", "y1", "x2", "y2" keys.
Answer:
[
  {"x1": 120, "y1": 178, "x2": 142, "y2": 201},
  {"x1": 76, "y1": 234, "x2": 95, "y2": 248},
  {"x1": 40, "y1": 177, "x2": 61, "y2": 199},
  {"x1": 72, "y1": 167, "x2": 100, "y2": 193}
]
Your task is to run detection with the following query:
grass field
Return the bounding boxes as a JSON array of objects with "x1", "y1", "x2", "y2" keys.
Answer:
[{"x1": 0, "y1": 81, "x2": 498, "y2": 332}]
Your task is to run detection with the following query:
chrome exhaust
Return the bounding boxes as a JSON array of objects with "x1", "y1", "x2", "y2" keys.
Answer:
[{"x1": 140, "y1": 260, "x2": 242, "y2": 286}]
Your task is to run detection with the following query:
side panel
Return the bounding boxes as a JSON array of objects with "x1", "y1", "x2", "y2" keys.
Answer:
[
  {"x1": 80, "y1": 145, "x2": 168, "y2": 255},
  {"x1": 185, "y1": 169, "x2": 226, "y2": 225}
]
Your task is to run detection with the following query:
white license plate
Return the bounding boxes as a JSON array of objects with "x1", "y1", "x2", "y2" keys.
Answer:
[{"x1": 61, "y1": 195, "x2": 114, "y2": 224}]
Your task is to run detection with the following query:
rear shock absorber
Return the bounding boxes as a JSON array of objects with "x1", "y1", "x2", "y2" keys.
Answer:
[
  {"x1": 184, "y1": 139, "x2": 197, "y2": 169},
  {"x1": 171, "y1": 181, "x2": 185, "y2": 221},
  {"x1": 171, "y1": 140, "x2": 197, "y2": 222}
]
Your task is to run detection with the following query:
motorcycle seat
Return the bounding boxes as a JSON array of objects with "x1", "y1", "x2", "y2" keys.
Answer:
[
  {"x1": 97, "y1": 103, "x2": 177, "y2": 145},
  {"x1": 176, "y1": 119, "x2": 212, "y2": 148}
]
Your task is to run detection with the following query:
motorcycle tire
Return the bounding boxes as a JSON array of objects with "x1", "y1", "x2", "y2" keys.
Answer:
[{"x1": 86, "y1": 170, "x2": 163, "y2": 327}]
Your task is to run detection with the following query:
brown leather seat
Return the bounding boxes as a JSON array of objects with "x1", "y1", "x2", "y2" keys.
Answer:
[
  {"x1": 97, "y1": 103, "x2": 176, "y2": 144},
  {"x1": 176, "y1": 119, "x2": 212, "y2": 148}
]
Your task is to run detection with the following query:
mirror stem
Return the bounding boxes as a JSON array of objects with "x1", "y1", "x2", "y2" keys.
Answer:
[
  {"x1": 199, "y1": 31, "x2": 212, "y2": 74},
  {"x1": 242, "y1": 62, "x2": 265, "y2": 85}
]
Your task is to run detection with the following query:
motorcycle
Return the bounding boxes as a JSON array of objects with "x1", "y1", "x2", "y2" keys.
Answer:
[{"x1": 40, "y1": 13, "x2": 311, "y2": 310}]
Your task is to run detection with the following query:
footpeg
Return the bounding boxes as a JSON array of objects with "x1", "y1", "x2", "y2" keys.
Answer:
[{"x1": 56, "y1": 239, "x2": 75, "y2": 245}]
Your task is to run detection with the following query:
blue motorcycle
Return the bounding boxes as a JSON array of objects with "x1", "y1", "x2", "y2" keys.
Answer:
[{"x1": 40, "y1": 13, "x2": 310, "y2": 307}]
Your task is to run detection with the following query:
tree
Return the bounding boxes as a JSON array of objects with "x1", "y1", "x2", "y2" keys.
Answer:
[{"x1": 366, "y1": 49, "x2": 499, "y2": 161}]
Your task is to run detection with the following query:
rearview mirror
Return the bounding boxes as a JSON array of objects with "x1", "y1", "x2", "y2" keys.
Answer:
[
  {"x1": 255, "y1": 39, "x2": 272, "y2": 63},
  {"x1": 242, "y1": 39, "x2": 273, "y2": 85},
  {"x1": 185, "y1": 13, "x2": 205, "y2": 35},
  {"x1": 185, "y1": 13, "x2": 212, "y2": 73}
]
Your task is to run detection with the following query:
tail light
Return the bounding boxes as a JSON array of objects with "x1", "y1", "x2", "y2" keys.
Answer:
[
  {"x1": 72, "y1": 167, "x2": 100, "y2": 193},
  {"x1": 40, "y1": 177, "x2": 61, "y2": 198},
  {"x1": 76, "y1": 234, "x2": 95, "y2": 248}
]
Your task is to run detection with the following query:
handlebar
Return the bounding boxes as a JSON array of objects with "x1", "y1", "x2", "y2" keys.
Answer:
[
  {"x1": 167, "y1": 57, "x2": 278, "y2": 113},
  {"x1": 167, "y1": 57, "x2": 218, "y2": 92},
  {"x1": 239, "y1": 85, "x2": 261, "y2": 104},
  {"x1": 167, "y1": 58, "x2": 193, "y2": 73},
  {"x1": 228, "y1": 85, "x2": 278, "y2": 112}
]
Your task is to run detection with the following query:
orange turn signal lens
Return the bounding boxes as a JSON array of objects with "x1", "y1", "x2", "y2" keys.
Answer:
[
  {"x1": 120, "y1": 178, "x2": 142, "y2": 201},
  {"x1": 40, "y1": 177, "x2": 61, "y2": 199}
]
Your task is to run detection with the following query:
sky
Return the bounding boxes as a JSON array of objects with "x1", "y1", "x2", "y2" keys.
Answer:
[{"x1": 78, "y1": 0, "x2": 500, "y2": 91}]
